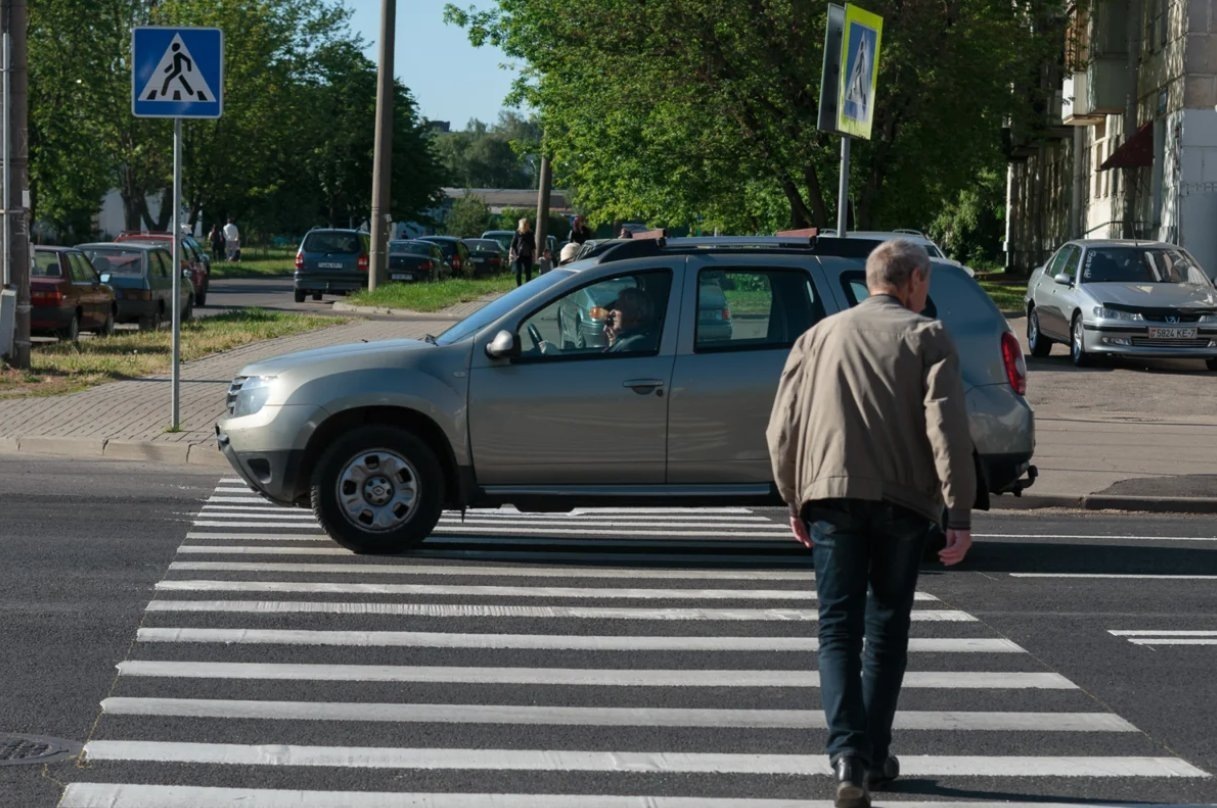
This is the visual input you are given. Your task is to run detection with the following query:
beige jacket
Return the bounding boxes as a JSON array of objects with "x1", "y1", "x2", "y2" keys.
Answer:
[{"x1": 766, "y1": 294, "x2": 976, "y2": 529}]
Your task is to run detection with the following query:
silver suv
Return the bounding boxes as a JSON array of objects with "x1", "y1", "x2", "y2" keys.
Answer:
[{"x1": 216, "y1": 237, "x2": 1036, "y2": 554}]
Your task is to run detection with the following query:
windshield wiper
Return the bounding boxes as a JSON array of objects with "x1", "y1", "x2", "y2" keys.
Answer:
[{"x1": 424, "y1": 333, "x2": 437, "y2": 345}]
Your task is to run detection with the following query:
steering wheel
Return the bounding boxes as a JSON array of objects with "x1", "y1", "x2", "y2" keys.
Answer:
[{"x1": 527, "y1": 323, "x2": 545, "y2": 351}]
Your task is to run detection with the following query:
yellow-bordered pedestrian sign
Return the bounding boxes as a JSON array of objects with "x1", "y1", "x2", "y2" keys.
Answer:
[{"x1": 836, "y1": 4, "x2": 883, "y2": 139}]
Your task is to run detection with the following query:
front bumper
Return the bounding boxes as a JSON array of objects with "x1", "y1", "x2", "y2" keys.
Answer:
[
  {"x1": 215, "y1": 403, "x2": 321, "y2": 506},
  {"x1": 1083, "y1": 321, "x2": 1217, "y2": 357}
]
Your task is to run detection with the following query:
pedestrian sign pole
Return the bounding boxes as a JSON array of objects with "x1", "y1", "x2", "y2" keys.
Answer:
[
  {"x1": 818, "y1": 4, "x2": 882, "y2": 237},
  {"x1": 132, "y1": 27, "x2": 223, "y2": 430}
]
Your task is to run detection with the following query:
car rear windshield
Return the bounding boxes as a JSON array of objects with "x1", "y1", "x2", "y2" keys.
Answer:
[
  {"x1": 303, "y1": 232, "x2": 362, "y2": 254},
  {"x1": 83, "y1": 249, "x2": 145, "y2": 276},
  {"x1": 466, "y1": 240, "x2": 501, "y2": 252},
  {"x1": 32, "y1": 252, "x2": 62, "y2": 277},
  {"x1": 1082, "y1": 247, "x2": 1209, "y2": 285},
  {"x1": 390, "y1": 241, "x2": 429, "y2": 255}
]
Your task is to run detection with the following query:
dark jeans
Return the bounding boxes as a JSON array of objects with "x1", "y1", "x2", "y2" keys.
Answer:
[
  {"x1": 805, "y1": 498, "x2": 931, "y2": 767},
  {"x1": 514, "y1": 259, "x2": 532, "y2": 286}
]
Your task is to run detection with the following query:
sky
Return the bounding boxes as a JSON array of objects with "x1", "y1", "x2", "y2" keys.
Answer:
[{"x1": 347, "y1": 1, "x2": 519, "y2": 131}]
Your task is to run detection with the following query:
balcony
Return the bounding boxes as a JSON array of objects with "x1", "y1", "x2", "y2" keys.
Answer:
[{"x1": 1062, "y1": 72, "x2": 1105, "y2": 125}]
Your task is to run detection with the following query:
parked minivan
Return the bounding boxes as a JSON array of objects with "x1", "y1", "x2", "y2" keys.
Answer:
[{"x1": 293, "y1": 228, "x2": 370, "y2": 302}]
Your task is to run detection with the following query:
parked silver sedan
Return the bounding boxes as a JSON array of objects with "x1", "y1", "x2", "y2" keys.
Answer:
[{"x1": 1024, "y1": 239, "x2": 1217, "y2": 368}]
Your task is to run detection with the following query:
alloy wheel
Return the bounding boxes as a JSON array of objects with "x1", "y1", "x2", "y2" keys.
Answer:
[{"x1": 334, "y1": 448, "x2": 420, "y2": 532}]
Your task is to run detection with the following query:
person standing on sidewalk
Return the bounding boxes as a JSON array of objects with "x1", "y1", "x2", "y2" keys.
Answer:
[
  {"x1": 508, "y1": 218, "x2": 535, "y2": 287},
  {"x1": 766, "y1": 239, "x2": 975, "y2": 808},
  {"x1": 222, "y1": 218, "x2": 240, "y2": 262}
]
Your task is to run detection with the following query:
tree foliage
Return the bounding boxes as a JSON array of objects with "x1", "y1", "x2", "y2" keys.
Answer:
[
  {"x1": 432, "y1": 112, "x2": 543, "y2": 189},
  {"x1": 445, "y1": 192, "x2": 492, "y2": 237},
  {"x1": 445, "y1": 0, "x2": 1061, "y2": 234}
]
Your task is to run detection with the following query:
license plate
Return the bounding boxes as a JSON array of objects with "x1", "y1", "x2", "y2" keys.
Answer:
[
  {"x1": 1148, "y1": 327, "x2": 1197, "y2": 338},
  {"x1": 391, "y1": 273, "x2": 414, "y2": 281},
  {"x1": 318, "y1": 262, "x2": 343, "y2": 269}
]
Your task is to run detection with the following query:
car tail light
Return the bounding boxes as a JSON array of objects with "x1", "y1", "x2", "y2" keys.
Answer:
[
  {"x1": 32, "y1": 288, "x2": 64, "y2": 305},
  {"x1": 722, "y1": 306, "x2": 731, "y2": 320},
  {"x1": 489, "y1": 255, "x2": 501, "y2": 266},
  {"x1": 420, "y1": 260, "x2": 432, "y2": 272},
  {"x1": 1001, "y1": 331, "x2": 1027, "y2": 395},
  {"x1": 295, "y1": 251, "x2": 303, "y2": 270},
  {"x1": 357, "y1": 254, "x2": 369, "y2": 272}
]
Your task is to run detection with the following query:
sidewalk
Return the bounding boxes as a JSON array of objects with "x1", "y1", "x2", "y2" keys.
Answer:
[{"x1": 4, "y1": 300, "x2": 1217, "y2": 513}]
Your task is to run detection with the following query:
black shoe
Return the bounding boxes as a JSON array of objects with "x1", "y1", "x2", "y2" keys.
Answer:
[
  {"x1": 833, "y1": 756, "x2": 871, "y2": 808},
  {"x1": 866, "y1": 755, "x2": 900, "y2": 790}
]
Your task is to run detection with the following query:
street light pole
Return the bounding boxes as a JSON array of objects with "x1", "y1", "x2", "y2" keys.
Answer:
[
  {"x1": 3, "y1": 0, "x2": 29, "y2": 369},
  {"x1": 368, "y1": 0, "x2": 395, "y2": 292}
]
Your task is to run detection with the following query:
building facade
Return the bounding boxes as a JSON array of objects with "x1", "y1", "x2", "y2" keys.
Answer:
[{"x1": 1005, "y1": 0, "x2": 1217, "y2": 276}]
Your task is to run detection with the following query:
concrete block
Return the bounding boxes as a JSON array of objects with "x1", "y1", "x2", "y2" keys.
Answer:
[
  {"x1": 0, "y1": 436, "x2": 18, "y2": 455},
  {"x1": 1189, "y1": 1, "x2": 1210, "y2": 34},
  {"x1": 18, "y1": 436, "x2": 106, "y2": 457},
  {"x1": 188, "y1": 442, "x2": 232, "y2": 469},
  {"x1": 1184, "y1": 75, "x2": 1217, "y2": 109},
  {"x1": 104, "y1": 440, "x2": 191, "y2": 465}
]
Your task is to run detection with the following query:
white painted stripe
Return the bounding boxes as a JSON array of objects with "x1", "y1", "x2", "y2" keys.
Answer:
[
  {"x1": 175, "y1": 546, "x2": 815, "y2": 566},
  {"x1": 58, "y1": 783, "x2": 1217, "y2": 808},
  {"x1": 135, "y1": 628, "x2": 1024, "y2": 654},
  {"x1": 80, "y1": 743, "x2": 1204, "y2": 776},
  {"x1": 431, "y1": 526, "x2": 793, "y2": 538},
  {"x1": 1110, "y1": 630, "x2": 1217, "y2": 636},
  {"x1": 183, "y1": 533, "x2": 798, "y2": 551},
  {"x1": 194, "y1": 521, "x2": 326, "y2": 528},
  {"x1": 207, "y1": 496, "x2": 277, "y2": 504},
  {"x1": 1129, "y1": 639, "x2": 1217, "y2": 646},
  {"x1": 146, "y1": 600, "x2": 974, "y2": 622},
  {"x1": 197, "y1": 511, "x2": 317, "y2": 520},
  {"x1": 100, "y1": 698, "x2": 1134, "y2": 731},
  {"x1": 167, "y1": 561, "x2": 812, "y2": 581},
  {"x1": 979, "y1": 532, "x2": 1217, "y2": 542},
  {"x1": 115, "y1": 660, "x2": 1070, "y2": 688},
  {"x1": 183, "y1": 535, "x2": 330, "y2": 543},
  {"x1": 1011, "y1": 573, "x2": 1217, "y2": 580},
  {"x1": 156, "y1": 579, "x2": 915, "y2": 602}
]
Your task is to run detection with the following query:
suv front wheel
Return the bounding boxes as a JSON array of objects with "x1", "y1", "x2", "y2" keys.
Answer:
[{"x1": 309, "y1": 425, "x2": 444, "y2": 554}]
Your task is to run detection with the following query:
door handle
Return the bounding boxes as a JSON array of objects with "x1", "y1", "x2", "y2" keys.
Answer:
[{"x1": 624, "y1": 378, "x2": 664, "y2": 395}]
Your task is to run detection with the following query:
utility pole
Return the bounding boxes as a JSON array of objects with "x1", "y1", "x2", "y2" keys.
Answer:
[
  {"x1": 534, "y1": 151, "x2": 551, "y2": 266},
  {"x1": 368, "y1": 0, "x2": 395, "y2": 292},
  {"x1": 1121, "y1": 0, "x2": 1142, "y2": 239},
  {"x1": 3, "y1": 0, "x2": 29, "y2": 369}
]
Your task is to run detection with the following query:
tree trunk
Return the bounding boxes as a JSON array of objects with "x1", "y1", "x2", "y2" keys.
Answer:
[
  {"x1": 781, "y1": 178, "x2": 815, "y2": 228},
  {"x1": 803, "y1": 165, "x2": 831, "y2": 227}
]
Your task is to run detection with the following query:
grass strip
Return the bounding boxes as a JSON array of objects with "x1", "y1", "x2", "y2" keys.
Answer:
[
  {"x1": 349, "y1": 274, "x2": 518, "y2": 312},
  {"x1": 208, "y1": 247, "x2": 296, "y2": 279},
  {"x1": 977, "y1": 279, "x2": 1028, "y2": 313},
  {"x1": 0, "y1": 309, "x2": 343, "y2": 398}
]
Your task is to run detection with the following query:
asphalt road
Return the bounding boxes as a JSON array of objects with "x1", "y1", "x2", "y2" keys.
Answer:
[{"x1": 4, "y1": 457, "x2": 1216, "y2": 806}]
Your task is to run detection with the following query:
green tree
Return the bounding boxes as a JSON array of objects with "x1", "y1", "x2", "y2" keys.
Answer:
[
  {"x1": 445, "y1": 0, "x2": 1060, "y2": 234},
  {"x1": 445, "y1": 192, "x2": 492, "y2": 237}
]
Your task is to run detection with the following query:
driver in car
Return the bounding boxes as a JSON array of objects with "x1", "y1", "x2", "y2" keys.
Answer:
[{"x1": 604, "y1": 288, "x2": 656, "y2": 353}]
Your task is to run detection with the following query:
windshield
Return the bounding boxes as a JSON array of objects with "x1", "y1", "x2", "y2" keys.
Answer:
[
  {"x1": 436, "y1": 270, "x2": 573, "y2": 345},
  {"x1": 1082, "y1": 247, "x2": 1210, "y2": 285},
  {"x1": 83, "y1": 248, "x2": 145, "y2": 276},
  {"x1": 390, "y1": 241, "x2": 429, "y2": 256}
]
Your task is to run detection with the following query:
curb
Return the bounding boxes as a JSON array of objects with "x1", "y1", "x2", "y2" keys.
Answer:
[
  {"x1": 989, "y1": 491, "x2": 1217, "y2": 514},
  {"x1": 0, "y1": 435, "x2": 230, "y2": 470},
  {"x1": 331, "y1": 302, "x2": 462, "y2": 320}
]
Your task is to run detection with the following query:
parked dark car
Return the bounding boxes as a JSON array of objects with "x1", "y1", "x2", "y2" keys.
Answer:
[
  {"x1": 293, "y1": 228, "x2": 370, "y2": 302},
  {"x1": 418, "y1": 235, "x2": 472, "y2": 277},
  {"x1": 462, "y1": 238, "x2": 506, "y2": 276},
  {"x1": 115, "y1": 231, "x2": 210, "y2": 306},
  {"x1": 30, "y1": 246, "x2": 117, "y2": 340},
  {"x1": 388, "y1": 240, "x2": 450, "y2": 282},
  {"x1": 78, "y1": 242, "x2": 193, "y2": 330}
]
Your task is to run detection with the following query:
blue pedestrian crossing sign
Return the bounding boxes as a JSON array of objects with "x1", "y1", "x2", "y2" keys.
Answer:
[
  {"x1": 836, "y1": 5, "x2": 883, "y2": 139},
  {"x1": 132, "y1": 27, "x2": 223, "y2": 118}
]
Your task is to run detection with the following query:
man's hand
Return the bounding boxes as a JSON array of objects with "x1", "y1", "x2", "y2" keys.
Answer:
[
  {"x1": 938, "y1": 528, "x2": 971, "y2": 566},
  {"x1": 788, "y1": 506, "x2": 812, "y2": 549}
]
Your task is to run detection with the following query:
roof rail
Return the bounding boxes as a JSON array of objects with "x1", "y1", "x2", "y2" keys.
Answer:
[
  {"x1": 597, "y1": 236, "x2": 668, "y2": 263},
  {"x1": 809, "y1": 236, "x2": 880, "y2": 258}
]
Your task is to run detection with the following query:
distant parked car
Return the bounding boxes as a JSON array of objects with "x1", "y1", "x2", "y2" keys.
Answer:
[
  {"x1": 293, "y1": 228, "x2": 371, "y2": 303},
  {"x1": 462, "y1": 238, "x2": 505, "y2": 276},
  {"x1": 31, "y1": 246, "x2": 116, "y2": 340},
  {"x1": 1024, "y1": 238, "x2": 1217, "y2": 368},
  {"x1": 480, "y1": 230, "x2": 515, "y2": 253},
  {"x1": 115, "y1": 231, "x2": 210, "y2": 306},
  {"x1": 418, "y1": 235, "x2": 472, "y2": 277},
  {"x1": 78, "y1": 242, "x2": 193, "y2": 330},
  {"x1": 388, "y1": 240, "x2": 450, "y2": 282}
]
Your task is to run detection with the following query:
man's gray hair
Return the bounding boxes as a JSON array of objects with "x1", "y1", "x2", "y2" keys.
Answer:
[{"x1": 866, "y1": 239, "x2": 932, "y2": 289}]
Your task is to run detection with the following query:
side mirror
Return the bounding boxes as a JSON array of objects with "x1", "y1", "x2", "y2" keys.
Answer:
[
  {"x1": 183, "y1": 268, "x2": 193, "y2": 279},
  {"x1": 485, "y1": 329, "x2": 519, "y2": 359},
  {"x1": 99, "y1": 273, "x2": 111, "y2": 284},
  {"x1": 1053, "y1": 273, "x2": 1073, "y2": 286}
]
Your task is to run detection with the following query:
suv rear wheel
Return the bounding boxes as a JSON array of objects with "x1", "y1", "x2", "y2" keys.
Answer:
[
  {"x1": 309, "y1": 425, "x2": 444, "y2": 554},
  {"x1": 294, "y1": 289, "x2": 307, "y2": 304}
]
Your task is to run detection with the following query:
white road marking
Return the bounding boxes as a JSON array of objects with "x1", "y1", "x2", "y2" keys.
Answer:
[
  {"x1": 58, "y1": 784, "x2": 1217, "y2": 808},
  {"x1": 115, "y1": 660, "x2": 1071, "y2": 688},
  {"x1": 183, "y1": 533, "x2": 798, "y2": 550},
  {"x1": 168, "y1": 561, "x2": 813, "y2": 581},
  {"x1": 1129, "y1": 639, "x2": 1217, "y2": 646},
  {"x1": 430, "y1": 527, "x2": 793, "y2": 538},
  {"x1": 979, "y1": 533, "x2": 1217, "y2": 542},
  {"x1": 1011, "y1": 573, "x2": 1217, "y2": 580},
  {"x1": 145, "y1": 600, "x2": 974, "y2": 621},
  {"x1": 100, "y1": 698, "x2": 1133, "y2": 731},
  {"x1": 174, "y1": 545, "x2": 815, "y2": 566},
  {"x1": 193, "y1": 521, "x2": 327, "y2": 528},
  {"x1": 183, "y1": 534, "x2": 331, "y2": 542},
  {"x1": 134, "y1": 628, "x2": 1025, "y2": 654},
  {"x1": 156, "y1": 579, "x2": 923, "y2": 602},
  {"x1": 80, "y1": 743, "x2": 1203, "y2": 776},
  {"x1": 1110, "y1": 630, "x2": 1217, "y2": 636},
  {"x1": 198, "y1": 511, "x2": 783, "y2": 529}
]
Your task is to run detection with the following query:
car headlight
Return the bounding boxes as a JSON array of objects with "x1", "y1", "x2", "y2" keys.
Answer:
[
  {"x1": 1092, "y1": 306, "x2": 1143, "y2": 322},
  {"x1": 229, "y1": 375, "x2": 277, "y2": 417},
  {"x1": 1200, "y1": 313, "x2": 1217, "y2": 324}
]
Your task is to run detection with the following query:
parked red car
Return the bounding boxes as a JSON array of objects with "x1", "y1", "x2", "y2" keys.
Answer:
[
  {"x1": 115, "y1": 231, "x2": 209, "y2": 306},
  {"x1": 31, "y1": 246, "x2": 117, "y2": 340}
]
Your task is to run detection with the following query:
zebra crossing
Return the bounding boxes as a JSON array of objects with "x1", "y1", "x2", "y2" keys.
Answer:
[{"x1": 60, "y1": 479, "x2": 1212, "y2": 807}]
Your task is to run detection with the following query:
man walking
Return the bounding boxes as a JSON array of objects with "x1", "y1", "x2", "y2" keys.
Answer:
[
  {"x1": 222, "y1": 217, "x2": 240, "y2": 262},
  {"x1": 766, "y1": 240, "x2": 975, "y2": 808}
]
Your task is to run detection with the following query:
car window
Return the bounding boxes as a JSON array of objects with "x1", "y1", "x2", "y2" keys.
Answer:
[
  {"x1": 436, "y1": 270, "x2": 572, "y2": 345},
  {"x1": 152, "y1": 251, "x2": 171, "y2": 278},
  {"x1": 32, "y1": 252, "x2": 62, "y2": 278},
  {"x1": 86, "y1": 249, "x2": 145, "y2": 277},
  {"x1": 1047, "y1": 245, "x2": 1077, "y2": 279},
  {"x1": 839, "y1": 271, "x2": 938, "y2": 319},
  {"x1": 695, "y1": 268, "x2": 825, "y2": 352},
  {"x1": 1082, "y1": 246, "x2": 1211, "y2": 285},
  {"x1": 517, "y1": 270, "x2": 674, "y2": 360},
  {"x1": 303, "y1": 232, "x2": 361, "y2": 254},
  {"x1": 69, "y1": 253, "x2": 96, "y2": 283}
]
